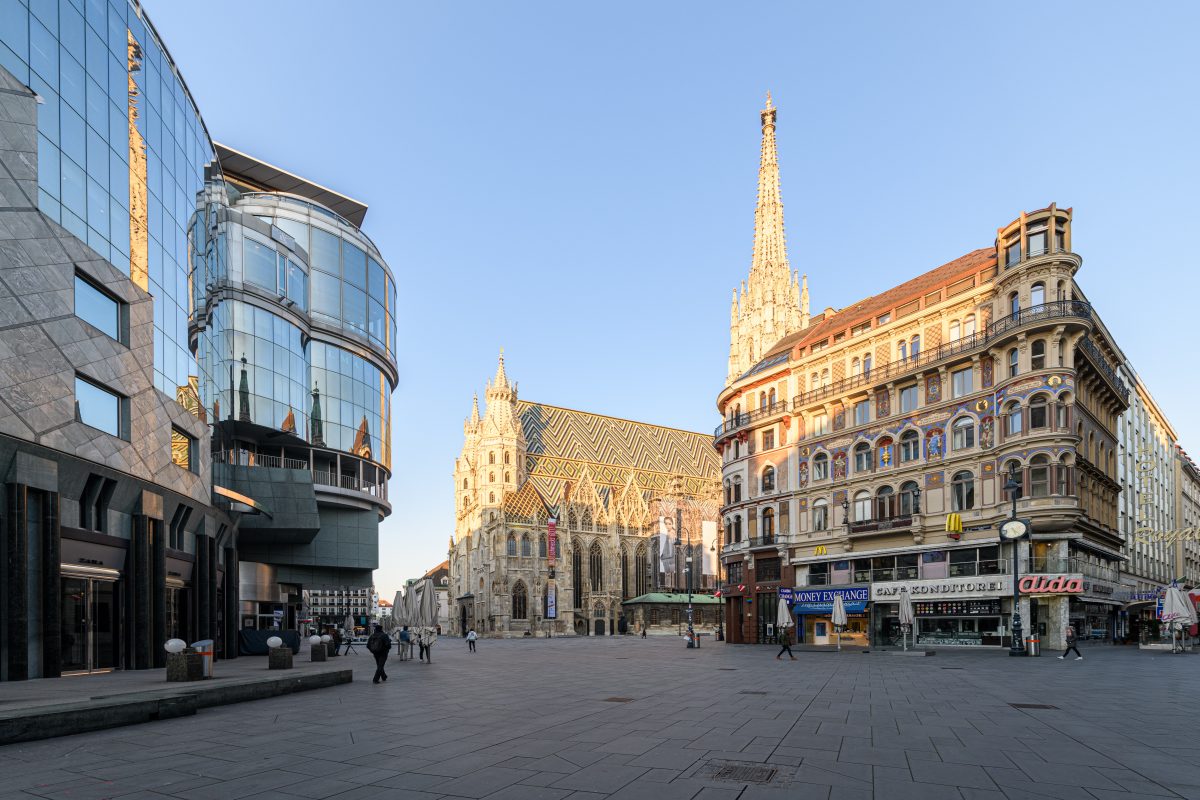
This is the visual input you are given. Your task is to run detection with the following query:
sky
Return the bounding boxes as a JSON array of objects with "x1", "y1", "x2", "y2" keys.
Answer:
[{"x1": 145, "y1": 1, "x2": 1200, "y2": 598}]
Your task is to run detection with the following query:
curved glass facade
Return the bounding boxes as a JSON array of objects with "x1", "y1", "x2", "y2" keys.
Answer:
[
  {"x1": 310, "y1": 341, "x2": 391, "y2": 469},
  {"x1": 1, "y1": 0, "x2": 215, "y2": 397}
]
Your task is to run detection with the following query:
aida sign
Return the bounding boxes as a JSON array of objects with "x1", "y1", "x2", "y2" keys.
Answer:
[{"x1": 1018, "y1": 574, "x2": 1084, "y2": 595}]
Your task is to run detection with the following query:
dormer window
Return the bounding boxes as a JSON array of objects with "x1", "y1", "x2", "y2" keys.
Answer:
[
  {"x1": 1027, "y1": 224, "x2": 1047, "y2": 257},
  {"x1": 1005, "y1": 239, "x2": 1021, "y2": 267}
]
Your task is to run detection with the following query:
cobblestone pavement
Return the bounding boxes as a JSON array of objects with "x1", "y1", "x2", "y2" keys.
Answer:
[{"x1": 1, "y1": 637, "x2": 1197, "y2": 800}]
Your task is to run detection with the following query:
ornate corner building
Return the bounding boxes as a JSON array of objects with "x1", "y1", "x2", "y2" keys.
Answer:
[
  {"x1": 448, "y1": 354, "x2": 721, "y2": 637},
  {"x1": 714, "y1": 96, "x2": 1199, "y2": 651}
]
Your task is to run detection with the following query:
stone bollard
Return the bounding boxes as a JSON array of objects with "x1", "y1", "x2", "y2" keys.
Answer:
[
  {"x1": 269, "y1": 646, "x2": 294, "y2": 670},
  {"x1": 166, "y1": 648, "x2": 205, "y2": 681},
  {"x1": 310, "y1": 643, "x2": 327, "y2": 662}
]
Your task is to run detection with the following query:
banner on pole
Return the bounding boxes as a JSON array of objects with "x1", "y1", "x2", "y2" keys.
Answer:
[
  {"x1": 548, "y1": 517, "x2": 557, "y2": 565},
  {"x1": 546, "y1": 582, "x2": 557, "y2": 619}
]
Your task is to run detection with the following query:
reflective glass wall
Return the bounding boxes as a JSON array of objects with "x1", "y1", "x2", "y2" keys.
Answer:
[{"x1": 0, "y1": 0, "x2": 215, "y2": 398}]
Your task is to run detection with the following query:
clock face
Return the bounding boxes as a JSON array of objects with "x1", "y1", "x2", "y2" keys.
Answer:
[{"x1": 1000, "y1": 520, "x2": 1028, "y2": 540}]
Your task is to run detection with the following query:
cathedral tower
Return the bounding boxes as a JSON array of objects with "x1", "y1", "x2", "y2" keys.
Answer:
[{"x1": 727, "y1": 93, "x2": 809, "y2": 384}]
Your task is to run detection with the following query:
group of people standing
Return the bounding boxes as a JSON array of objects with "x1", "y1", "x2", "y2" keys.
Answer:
[{"x1": 366, "y1": 624, "x2": 440, "y2": 684}]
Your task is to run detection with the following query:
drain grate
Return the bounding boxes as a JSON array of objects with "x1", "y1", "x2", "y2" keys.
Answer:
[
  {"x1": 709, "y1": 762, "x2": 778, "y2": 784},
  {"x1": 1010, "y1": 703, "x2": 1058, "y2": 710},
  {"x1": 603, "y1": 697, "x2": 634, "y2": 703},
  {"x1": 739, "y1": 690, "x2": 769, "y2": 695}
]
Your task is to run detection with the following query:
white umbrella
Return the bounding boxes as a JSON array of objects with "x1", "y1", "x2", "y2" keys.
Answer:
[
  {"x1": 831, "y1": 593, "x2": 848, "y2": 652},
  {"x1": 776, "y1": 596, "x2": 794, "y2": 630},
  {"x1": 1162, "y1": 584, "x2": 1198, "y2": 653},
  {"x1": 898, "y1": 589, "x2": 915, "y2": 652}
]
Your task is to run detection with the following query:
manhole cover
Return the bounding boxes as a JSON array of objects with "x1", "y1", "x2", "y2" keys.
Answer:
[
  {"x1": 1010, "y1": 703, "x2": 1058, "y2": 710},
  {"x1": 603, "y1": 697, "x2": 634, "y2": 703},
  {"x1": 711, "y1": 763, "x2": 778, "y2": 783},
  {"x1": 739, "y1": 690, "x2": 768, "y2": 695}
]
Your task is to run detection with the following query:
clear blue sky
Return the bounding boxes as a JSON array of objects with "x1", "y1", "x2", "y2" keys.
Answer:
[{"x1": 146, "y1": 1, "x2": 1200, "y2": 598}]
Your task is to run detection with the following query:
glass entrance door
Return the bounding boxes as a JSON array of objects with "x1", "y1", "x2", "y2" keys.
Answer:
[{"x1": 60, "y1": 577, "x2": 118, "y2": 673}]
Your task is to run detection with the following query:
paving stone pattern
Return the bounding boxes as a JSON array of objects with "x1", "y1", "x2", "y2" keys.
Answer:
[{"x1": 1, "y1": 638, "x2": 1197, "y2": 799}]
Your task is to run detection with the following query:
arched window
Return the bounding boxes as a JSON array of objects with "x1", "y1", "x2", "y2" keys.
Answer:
[
  {"x1": 949, "y1": 320, "x2": 960, "y2": 342},
  {"x1": 1029, "y1": 393, "x2": 1049, "y2": 430},
  {"x1": 761, "y1": 508, "x2": 775, "y2": 541},
  {"x1": 1009, "y1": 292, "x2": 1020, "y2": 317},
  {"x1": 853, "y1": 490, "x2": 872, "y2": 521},
  {"x1": 813, "y1": 453, "x2": 829, "y2": 481},
  {"x1": 911, "y1": 335, "x2": 921, "y2": 358},
  {"x1": 875, "y1": 486, "x2": 895, "y2": 519},
  {"x1": 489, "y1": 492, "x2": 495, "y2": 503},
  {"x1": 635, "y1": 543, "x2": 649, "y2": 596},
  {"x1": 621, "y1": 548, "x2": 630, "y2": 599},
  {"x1": 724, "y1": 519, "x2": 733, "y2": 545},
  {"x1": 852, "y1": 356, "x2": 860, "y2": 375},
  {"x1": 761, "y1": 465, "x2": 776, "y2": 493},
  {"x1": 462, "y1": 497, "x2": 468, "y2": 508},
  {"x1": 1057, "y1": 280, "x2": 1067, "y2": 301},
  {"x1": 812, "y1": 499, "x2": 829, "y2": 532},
  {"x1": 952, "y1": 416, "x2": 975, "y2": 450},
  {"x1": 899, "y1": 430, "x2": 920, "y2": 463},
  {"x1": 572, "y1": 543, "x2": 583, "y2": 609},
  {"x1": 1008, "y1": 348, "x2": 1019, "y2": 378},
  {"x1": 811, "y1": 372, "x2": 819, "y2": 390},
  {"x1": 1005, "y1": 401, "x2": 1023, "y2": 436},
  {"x1": 1030, "y1": 454, "x2": 1051, "y2": 497},
  {"x1": 1031, "y1": 282, "x2": 1045, "y2": 308},
  {"x1": 1056, "y1": 457, "x2": 1069, "y2": 495},
  {"x1": 504, "y1": 452, "x2": 511, "y2": 465},
  {"x1": 489, "y1": 472, "x2": 495, "y2": 482},
  {"x1": 520, "y1": 534, "x2": 531, "y2": 557},
  {"x1": 768, "y1": 388, "x2": 776, "y2": 406},
  {"x1": 963, "y1": 314, "x2": 976, "y2": 336},
  {"x1": 539, "y1": 534, "x2": 547, "y2": 558},
  {"x1": 863, "y1": 354, "x2": 872, "y2": 377},
  {"x1": 489, "y1": 452, "x2": 496, "y2": 465},
  {"x1": 734, "y1": 515, "x2": 743, "y2": 542},
  {"x1": 733, "y1": 477, "x2": 742, "y2": 502},
  {"x1": 724, "y1": 480, "x2": 731, "y2": 505},
  {"x1": 952, "y1": 470, "x2": 975, "y2": 511},
  {"x1": 589, "y1": 541, "x2": 603, "y2": 591},
  {"x1": 760, "y1": 391, "x2": 767, "y2": 409},
  {"x1": 505, "y1": 471, "x2": 511, "y2": 483},
  {"x1": 512, "y1": 581, "x2": 527, "y2": 620},
  {"x1": 854, "y1": 442, "x2": 872, "y2": 473},
  {"x1": 1031, "y1": 340, "x2": 1046, "y2": 370},
  {"x1": 506, "y1": 534, "x2": 516, "y2": 556},
  {"x1": 898, "y1": 340, "x2": 908, "y2": 361},
  {"x1": 820, "y1": 368, "x2": 830, "y2": 387},
  {"x1": 899, "y1": 481, "x2": 920, "y2": 516},
  {"x1": 462, "y1": 478, "x2": 468, "y2": 489}
]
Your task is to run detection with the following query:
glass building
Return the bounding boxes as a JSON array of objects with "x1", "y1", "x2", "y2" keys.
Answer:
[{"x1": 0, "y1": 0, "x2": 395, "y2": 679}]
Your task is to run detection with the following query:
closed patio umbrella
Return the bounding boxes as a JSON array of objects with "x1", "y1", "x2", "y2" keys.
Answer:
[
  {"x1": 1162, "y1": 583, "x2": 1198, "y2": 653},
  {"x1": 831, "y1": 593, "x2": 848, "y2": 652},
  {"x1": 776, "y1": 595, "x2": 794, "y2": 633},
  {"x1": 898, "y1": 588, "x2": 915, "y2": 652}
]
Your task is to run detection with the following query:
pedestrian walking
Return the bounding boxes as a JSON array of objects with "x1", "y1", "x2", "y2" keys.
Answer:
[
  {"x1": 641, "y1": 624, "x2": 647, "y2": 639},
  {"x1": 419, "y1": 627, "x2": 437, "y2": 662},
  {"x1": 776, "y1": 626, "x2": 796, "y2": 660},
  {"x1": 1059, "y1": 624, "x2": 1083, "y2": 660},
  {"x1": 367, "y1": 623, "x2": 392, "y2": 683},
  {"x1": 467, "y1": 627, "x2": 477, "y2": 653},
  {"x1": 398, "y1": 626, "x2": 410, "y2": 661}
]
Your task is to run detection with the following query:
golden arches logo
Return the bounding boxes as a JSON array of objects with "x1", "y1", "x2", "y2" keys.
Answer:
[{"x1": 814, "y1": 545, "x2": 828, "y2": 556}]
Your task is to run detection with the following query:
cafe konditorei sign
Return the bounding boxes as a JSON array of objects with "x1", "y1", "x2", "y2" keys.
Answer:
[{"x1": 872, "y1": 575, "x2": 1012, "y2": 601}]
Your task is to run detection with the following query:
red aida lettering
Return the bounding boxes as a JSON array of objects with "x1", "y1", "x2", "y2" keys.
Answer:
[{"x1": 1019, "y1": 576, "x2": 1084, "y2": 594}]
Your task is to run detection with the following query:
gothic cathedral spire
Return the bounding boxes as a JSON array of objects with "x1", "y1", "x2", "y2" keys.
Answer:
[{"x1": 727, "y1": 93, "x2": 809, "y2": 385}]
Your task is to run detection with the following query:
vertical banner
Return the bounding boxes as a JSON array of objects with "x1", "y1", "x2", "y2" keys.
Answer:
[
  {"x1": 547, "y1": 516, "x2": 557, "y2": 565},
  {"x1": 547, "y1": 583, "x2": 557, "y2": 619}
]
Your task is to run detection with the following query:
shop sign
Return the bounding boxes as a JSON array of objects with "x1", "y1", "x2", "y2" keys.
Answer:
[
  {"x1": 792, "y1": 586, "x2": 869, "y2": 614},
  {"x1": 872, "y1": 575, "x2": 1011, "y2": 601},
  {"x1": 1019, "y1": 574, "x2": 1083, "y2": 595},
  {"x1": 778, "y1": 588, "x2": 794, "y2": 600},
  {"x1": 1082, "y1": 579, "x2": 1115, "y2": 596}
]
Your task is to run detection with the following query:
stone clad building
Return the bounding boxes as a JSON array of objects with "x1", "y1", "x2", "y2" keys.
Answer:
[
  {"x1": 715, "y1": 97, "x2": 1139, "y2": 650},
  {"x1": 449, "y1": 355, "x2": 720, "y2": 637}
]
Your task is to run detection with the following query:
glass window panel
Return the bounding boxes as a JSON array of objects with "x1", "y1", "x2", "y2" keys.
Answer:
[
  {"x1": 287, "y1": 260, "x2": 307, "y2": 311},
  {"x1": 343, "y1": 284, "x2": 367, "y2": 333},
  {"x1": 368, "y1": 298, "x2": 385, "y2": 343},
  {"x1": 75, "y1": 375, "x2": 121, "y2": 436},
  {"x1": 311, "y1": 269, "x2": 339, "y2": 318},
  {"x1": 243, "y1": 236, "x2": 277, "y2": 292},
  {"x1": 60, "y1": 103, "x2": 86, "y2": 167},
  {"x1": 309, "y1": 227, "x2": 340, "y2": 274},
  {"x1": 29, "y1": 17, "x2": 58, "y2": 85},
  {"x1": 275, "y1": 217, "x2": 308, "y2": 252},
  {"x1": 342, "y1": 242, "x2": 367, "y2": 289},
  {"x1": 368, "y1": 256, "x2": 385, "y2": 298},
  {"x1": 74, "y1": 274, "x2": 120, "y2": 339}
]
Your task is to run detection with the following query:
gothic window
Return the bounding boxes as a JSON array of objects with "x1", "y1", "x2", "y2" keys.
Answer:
[
  {"x1": 489, "y1": 492, "x2": 495, "y2": 503},
  {"x1": 504, "y1": 471, "x2": 511, "y2": 483},
  {"x1": 952, "y1": 470, "x2": 975, "y2": 511},
  {"x1": 489, "y1": 452, "x2": 495, "y2": 465},
  {"x1": 489, "y1": 472, "x2": 495, "y2": 482},
  {"x1": 854, "y1": 443, "x2": 872, "y2": 473},
  {"x1": 581, "y1": 509, "x2": 593, "y2": 531},
  {"x1": 635, "y1": 543, "x2": 649, "y2": 596},
  {"x1": 462, "y1": 497, "x2": 468, "y2": 508},
  {"x1": 621, "y1": 549, "x2": 630, "y2": 599},
  {"x1": 899, "y1": 430, "x2": 920, "y2": 463},
  {"x1": 568, "y1": 510, "x2": 578, "y2": 529},
  {"x1": 573, "y1": 545, "x2": 583, "y2": 608},
  {"x1": 520, "y1": 535, "x2": 531, "y2": 557},
  {"x1": 506, "y1": 534, "x2": 516, "y2": 556},
  {"x1": 589, "y1": 541, "x2": 603, "y2": 591},
  {"x1": 504, "y1": 452, "x2": 511, "y2": 465},
  {"x1": 539, "y1": 534, "x2": 547, "y2": 558},
  {"x1": 512, "y1": 581, "x2": 528, "y2": 620},
  {"x1": 761, "y1": 465, "x2": 776, "y2": 493},
  {"x1": 462, "y1": 478, "x2": 467, "y2": 489}
]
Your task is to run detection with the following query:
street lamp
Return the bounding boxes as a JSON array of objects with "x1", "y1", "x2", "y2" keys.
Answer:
[
  {"x1": 711, "y1": 540, "x2": 724, "y2": 641},
  {"x1": 1002, "y1": 464, "x2": 1029, "y2": 657},
  {"x1": 841, "y1": 498, "x2": 850, "y2": 531}
]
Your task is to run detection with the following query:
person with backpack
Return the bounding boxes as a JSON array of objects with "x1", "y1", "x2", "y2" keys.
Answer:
[
  {"x1": 1059, "y1": 624, "x2": 1083, "y2": 660},
  {"x1": 466, "y1": 627, "x2": 478, "y2": 653},
  {"x1": 398, "y1": 626, "x2": 411, "y2": 661},
  {"x1": 367, "y1": 623, "x2": 392, "y2": 683}
]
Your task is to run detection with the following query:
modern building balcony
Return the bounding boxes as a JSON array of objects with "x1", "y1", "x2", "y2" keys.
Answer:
[
  {"x1": 1025, "y1": 557, "x2": 1118, "y2": 583},
  {"x1": 791, "y1": 300, "x2": 1095, "y2": 413},
  {"x1": 713, "y1": 400, "x2": 789, "y2": 443},
  {"x1": 213, "y1": 449, "x2": 390, "y2": 508}
]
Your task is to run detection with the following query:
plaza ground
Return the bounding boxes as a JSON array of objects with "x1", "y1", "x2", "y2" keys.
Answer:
[{"x1": 1, "y1": 637, "x2": 1197, "y2": 800}]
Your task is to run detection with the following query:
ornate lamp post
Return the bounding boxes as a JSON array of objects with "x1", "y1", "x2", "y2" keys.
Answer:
[
  {"x1": 711, "y1": 540, "x2": 724, "y2": 641},
  {"x1": 1002, "y1": 464, "x2": 1030, "y2": 657}
]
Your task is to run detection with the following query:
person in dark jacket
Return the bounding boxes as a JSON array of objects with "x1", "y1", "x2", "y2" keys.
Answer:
[
  {"x1": 1059, "y1": 624, "x2": 1083, "y2": 660},
  {"x1": 776, "y1": 626, "x2": 796, "y2": 660},
  {"x1": 367, "y1": 624, "x2": 392, "y2": 683}
]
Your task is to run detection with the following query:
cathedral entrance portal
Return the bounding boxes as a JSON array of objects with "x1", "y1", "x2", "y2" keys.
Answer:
[{"x1": 594, "y1": 618, "x2": 605, "y2": 636}]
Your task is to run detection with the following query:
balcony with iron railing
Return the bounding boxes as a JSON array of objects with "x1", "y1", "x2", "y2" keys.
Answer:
[
  {"x1": 847, "y1": 514, "x2": 914, "y2": 536},
  {"x1": 714, "y1": 400, "x2": 789, "y2": 439},
  {"x1": 788, "y1": 300, "x2": 1094, "y2": 413},
  {"x1": 1025, "y1": 556, "x2": 1119, "y2": 584},
  {"x1": 1077, "y1": 336, "x2": 1131, "y2": 403},
  {"x1": 748, "y1": 535, "x2": 781, "y2": 549},
  {"x1": 799, "y1": 559, "x2": 1009, "y2": 587}
]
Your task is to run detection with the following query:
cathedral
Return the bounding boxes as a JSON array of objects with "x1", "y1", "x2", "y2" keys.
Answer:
[{"x1": 448, "y1": 354, "x2": 720, "y2": 637}]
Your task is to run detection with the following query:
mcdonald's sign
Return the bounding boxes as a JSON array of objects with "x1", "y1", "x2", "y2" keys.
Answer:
[
  {"x1": 946, "y1": 513, "x2": 963, "y2": 540},
  {"x1": 814, "y1": 545, "x2": 828, "y2": 556}
]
